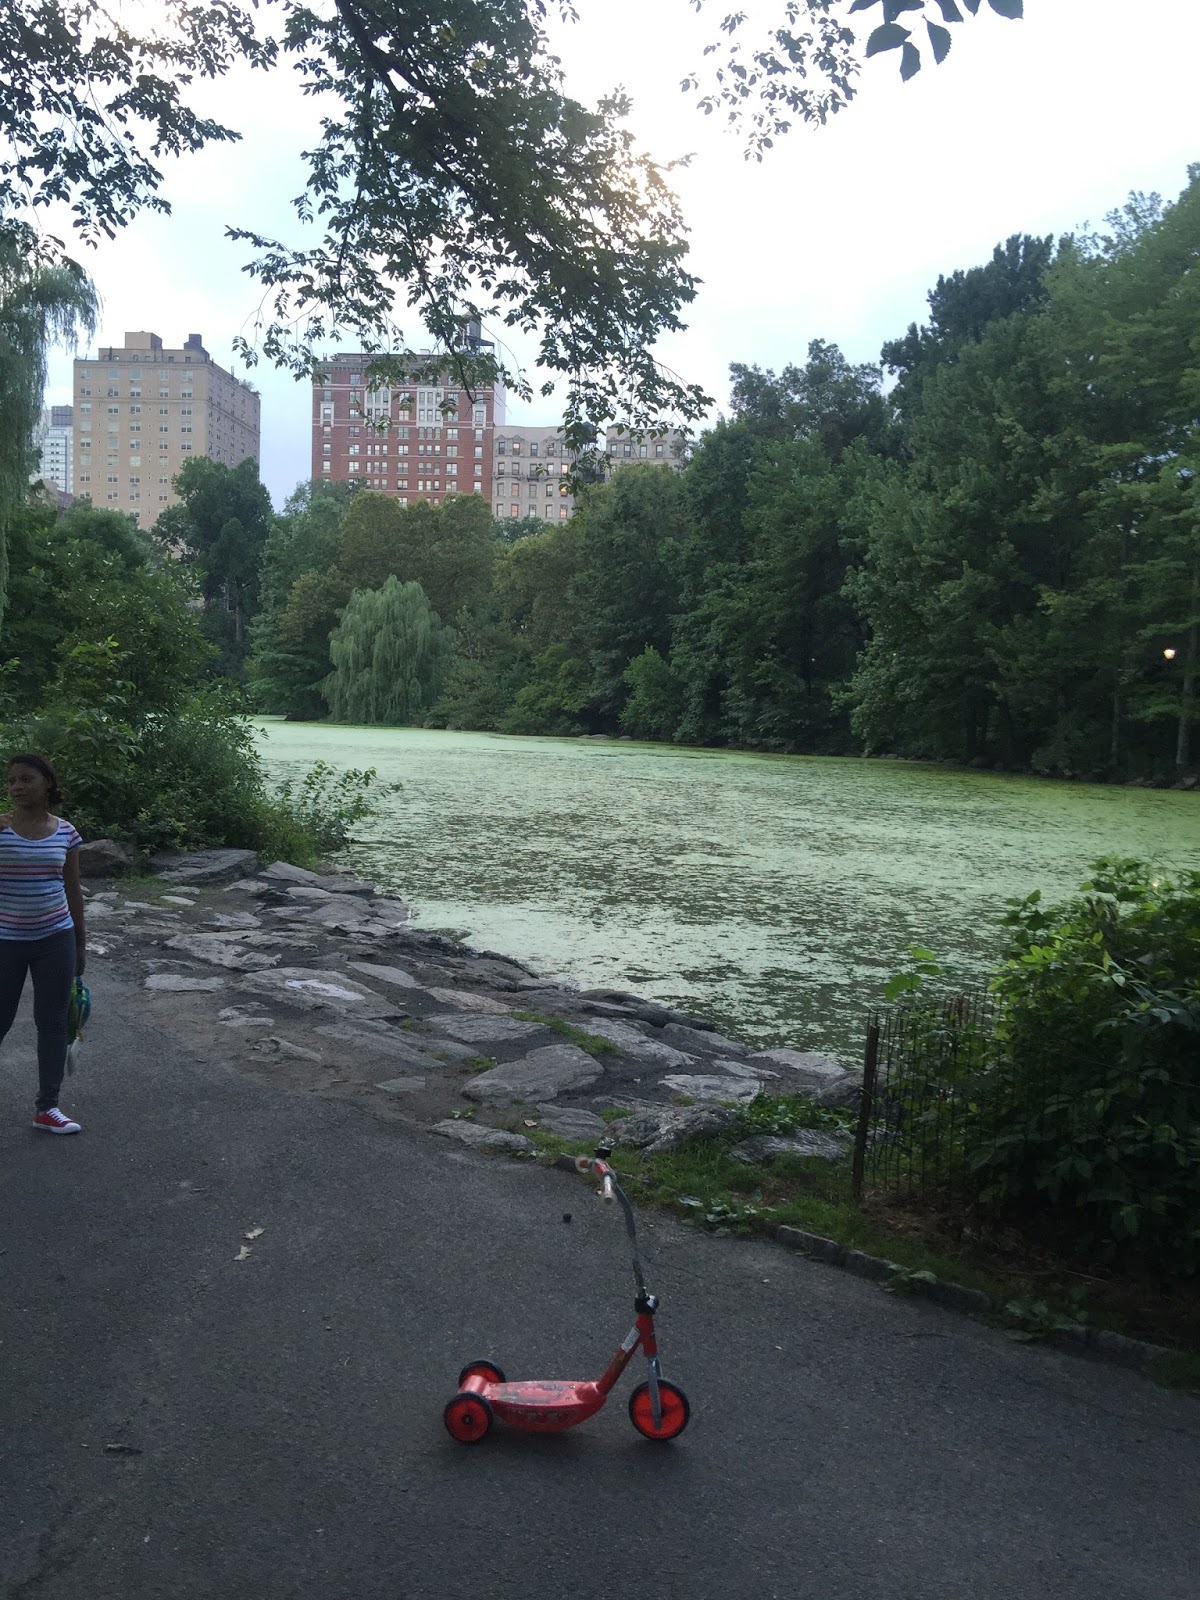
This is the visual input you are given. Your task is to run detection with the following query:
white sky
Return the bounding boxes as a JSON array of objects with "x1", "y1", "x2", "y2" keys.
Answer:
[{"x1": 39, "y1": 0, "x2": 1200, "y2": 507}]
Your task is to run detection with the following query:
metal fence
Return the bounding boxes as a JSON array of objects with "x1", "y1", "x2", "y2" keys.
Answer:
[{"x1": 851, "y1": 991, "x2": 996, "y2": 1220}]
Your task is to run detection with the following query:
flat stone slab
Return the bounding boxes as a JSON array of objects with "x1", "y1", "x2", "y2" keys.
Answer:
[
  {"x1": 144, "y1": 973, "x2": 226, "y2": 993},
  {"x1": 423, "y1": 1013, "x2": 542, "y2": 1045},
  {"x1": 749, "y1": 1048, "x2": 843, "y2": 1081},
  {"x1": 313, "y1": 1023, "x2": 443, "y2": 1072},
  {"x1": 165, "y1": 933, "x2": 278, "y2": 971},
  {"x1": 578, "y1": 1017, "x2": 693, "y2": 1068},
  {"x1": 660, "y1": 1073, "x2": 760, "y2": 1106},
  {"x1": 238, "y1": 967, "x2": 405, "y2": 1019},
  {"x1": 374, "y1": 1077, "x2": 427, "y2": 1094},
  {"x1": 152, "y1": 848, "x2": 260, "y2": 884},
  {"x1": 160, "y1": 894, "x2": 196, "y2": 907},
  {"x1": 207, "y1": 912, "x2": 262, "y2": 930},
  {"x1": 659, "y1": 1022, "x2": 749, "y2": 1058},
  {"x1": 346, "y1": 961, "x2": 421, "y2": 989},
  {"x1": 260, "y1": 861, "x2": 322, "y2": 886},
  {"x1": 425, "y1": 988, "x2": 513, "y2": 1015},
  {"x1": 533, "y1": 1104, "x2": 608, "y2": 1140},
  {"x1": 431, "y1": 1121, "x2": 536, "y2": 1156},
  {"x1": 462, "y1": 1043, "x2": 603, "y2": 1105},
  {"x1": 729, "y1": 1132, "x2": 851, "y2": 1165}
]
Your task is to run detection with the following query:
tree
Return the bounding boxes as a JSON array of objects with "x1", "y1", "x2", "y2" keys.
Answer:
[
  {"x1": 324, "y1": 576, "x2": 452, "y2": 724},
  {"x1": 1, "y1": 2, "x2": 1011, "y2": 464},
  {"x1": 154, "y1": 456, "x2": 273, "y2": 672},
  {"x1": 0, "y1": 222, "x2": 96, "y2": 624},
  {"x1": 248, "y1": 568, "x2": 352, "y2": 719}
]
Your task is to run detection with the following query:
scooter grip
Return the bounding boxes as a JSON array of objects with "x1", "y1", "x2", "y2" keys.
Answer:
[{"x1": 601, "y1": 1175, "x2": 616, "y2": 1204}]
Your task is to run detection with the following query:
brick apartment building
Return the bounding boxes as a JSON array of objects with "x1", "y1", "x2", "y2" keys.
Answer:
[
  {"x1": 492, "y1": 425, "x2": 689, "y2": 522},
  {"x1": 313, "y1": 348, "x2": 688, "y2": 519},
  {"x1": 73, "y1": 332, "x2": 260, "y2": 522},
  {"x1": 312, "y1": 352, "x2": 504, "y2": 505}
]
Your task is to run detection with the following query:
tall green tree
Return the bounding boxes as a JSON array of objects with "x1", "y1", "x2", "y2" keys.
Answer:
[
  {"x1": 155, "y1": 456, "x2": 273, "y2": 673},
  {"x1": 0, "y1": 223, "x2": 96, "y2": 624}
]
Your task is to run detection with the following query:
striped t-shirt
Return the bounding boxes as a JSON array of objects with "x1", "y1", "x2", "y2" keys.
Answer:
[{"x1": 0, "y1": 819, "x2": 83, "y2": 939}]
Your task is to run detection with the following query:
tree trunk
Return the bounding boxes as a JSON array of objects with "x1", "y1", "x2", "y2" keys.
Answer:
[{"x1": 1176, "y1": 546, "x2": 1199, "y2": 770}]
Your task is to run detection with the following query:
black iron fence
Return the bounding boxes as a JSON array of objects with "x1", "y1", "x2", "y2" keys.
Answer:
[{"x1": 851, "y1": 991, "x2": 996, "y2": 1219}]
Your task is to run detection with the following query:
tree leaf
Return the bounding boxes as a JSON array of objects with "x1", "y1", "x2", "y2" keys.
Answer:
[
  {"x1": 883, "y1": 0, "x2": 924, "y2": 21},
  {"x1": 865, "y1": 23, "x2": 912, "y2": 56},
  {"x1": 847, "y1": 0, "x2": 881, "y2": 11},
  {"x1": 988, "y1": 0, "x2": 1024, "y2": 15},
  {"x1": 926, "y1": 20, "x2": 952, "y2": 62},
  {"x1": 933, "y1": 0, "x2": 965, "y2": 18},
  {"x1": 962, "y1": 0, "x2": 982, "y2": 13}
]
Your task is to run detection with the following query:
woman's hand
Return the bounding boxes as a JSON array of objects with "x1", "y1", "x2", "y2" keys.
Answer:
[{"x1": 75, "y1": 941, "x2": 87, "y2": 978}]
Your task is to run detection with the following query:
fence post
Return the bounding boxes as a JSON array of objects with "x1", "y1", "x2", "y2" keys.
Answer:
[{"x1": 852, "y1": 1019, "x2": 880, "y2": 1203}]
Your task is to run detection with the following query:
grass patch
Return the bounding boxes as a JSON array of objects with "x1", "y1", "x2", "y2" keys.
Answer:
[
  {"x1": 600, "y1": 1106, "x2": 632, "y2": 1123},
  {"x1": 513, "y1": 1011, "x2": 618, "y2": 1056}
]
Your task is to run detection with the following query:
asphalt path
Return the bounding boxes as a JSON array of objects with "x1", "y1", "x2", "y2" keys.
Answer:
[{"x1": 2, "y1": 966, "x2": 1197, "y2": 1600}]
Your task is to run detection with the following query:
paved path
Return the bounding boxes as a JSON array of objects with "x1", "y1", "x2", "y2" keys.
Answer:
[{"x1": 2, "y1": 967, "x2": 1197, "y2": 1600}]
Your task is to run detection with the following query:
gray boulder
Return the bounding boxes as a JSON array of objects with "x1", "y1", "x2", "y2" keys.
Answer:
[
  {"x1": 660, "y1": 1073, "x2": 760, "y2": 1106},
  {"x1": 533, "y1": 1104, "x2": 609, "y2": 1141},
  {"x1": 618, "y1": 1105, "x2": 738, "y2": 1153},
  {"x1": 165, "y1": 933, "x2": 278, "y2": 971},
  {"x1": 152, "y1": 848, "x2": 260, "y2": 885},
  {"x1": 729, "y1": 1132, "x2": 851, "y2": 1166},
  {"x1": 462, "y1": 1043, "x2": 603, "y2": 1104},
  {"x1": 579, "y1": 1016, "x2": 693, "y2": 1068},
  {"x1": 748, "y1": 1048, "x2": 848, "y2": 1097},
  {"x1": 431, "y1": 1121, "x2": 536, "y2": 1156},
  {"x1": 78, "y1": 839, "x2": 139, "y2": 878}
]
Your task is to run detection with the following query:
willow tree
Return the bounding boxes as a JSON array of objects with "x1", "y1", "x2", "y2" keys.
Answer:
[
  {"x1": 324, "y1": 577, "x2": 452, "y2": 725},
  {"x1": 0, "y1": 225, "x2": 97, "y2": 626}
]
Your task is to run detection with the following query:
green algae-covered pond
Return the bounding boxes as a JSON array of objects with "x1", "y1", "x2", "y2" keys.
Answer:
[{"x1": 253, "y1": 721, "x2": 1200, "y2": 1060}]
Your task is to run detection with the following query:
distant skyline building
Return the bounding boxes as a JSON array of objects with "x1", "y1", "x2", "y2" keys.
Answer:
[
  {"x1": 311, "y1": 341, "x2": 504, "y2": 506},
  {"x1": 493, "y1": 424, "x2": 690, "y2": 521},
  {"x1": 72, "y1": 332, "x2": 260, "y2": 522},
  {"x1": 31, "y1": 404, "x2": 74, "y2": 494}
]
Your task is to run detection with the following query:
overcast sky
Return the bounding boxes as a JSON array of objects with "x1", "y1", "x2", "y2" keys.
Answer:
[{"x1": 40, "y1": 0, "x2": 1200, "y2": 507}]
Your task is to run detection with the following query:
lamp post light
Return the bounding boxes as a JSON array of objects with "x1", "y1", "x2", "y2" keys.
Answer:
[{"x1": 1163, "y1": 647, "x2": 1177, "y2": 661}]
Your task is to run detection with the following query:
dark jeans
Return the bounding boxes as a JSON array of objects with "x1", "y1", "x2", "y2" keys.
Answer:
[{"x1": 0, "y1": 929, "x2": 77, "y2": 1112}]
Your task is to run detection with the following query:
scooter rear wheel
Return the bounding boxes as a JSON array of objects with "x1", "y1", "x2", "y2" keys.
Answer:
[
  {"x1": 628, "y1": 1381, "x2": 690, "y2": 1441},
  {"x1": 458, "y1": 1359, "x2": 506, "y2": 1387},
  {"x1": 444, "y1": 1392, "x2": 494, "y2": 1443}
]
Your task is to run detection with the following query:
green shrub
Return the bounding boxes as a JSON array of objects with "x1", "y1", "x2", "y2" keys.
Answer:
[{"x1": 970, "y1": 858, "x2": 1200, "y2": 1274}]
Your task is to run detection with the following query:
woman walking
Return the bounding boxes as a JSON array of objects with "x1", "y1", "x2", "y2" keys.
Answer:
[{"x1": 0, "y1": 754, "x2": 87, "y2": 1133}]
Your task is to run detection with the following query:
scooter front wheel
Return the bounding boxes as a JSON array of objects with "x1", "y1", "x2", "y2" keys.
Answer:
[
  {"x1": 628, "y1": 1381, "x2": 690, "y2": 1441},
  {"x1": 444, "y1": 1392, "x2": 494, "y2": 1443}
]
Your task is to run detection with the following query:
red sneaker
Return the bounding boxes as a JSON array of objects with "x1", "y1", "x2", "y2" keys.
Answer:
[{"x1": 33, "y1": 1108, "x2": 82, "y2": 1135}]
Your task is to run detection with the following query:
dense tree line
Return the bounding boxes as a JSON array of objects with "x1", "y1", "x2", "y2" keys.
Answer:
[{"x1": 218, "y1": 169, "x2": 1198, "y2": 780}]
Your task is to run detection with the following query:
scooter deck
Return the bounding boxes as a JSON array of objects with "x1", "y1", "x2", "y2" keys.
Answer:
[{"x1": 481, "y1": 1379, "x2": 607, "y2": 1433}]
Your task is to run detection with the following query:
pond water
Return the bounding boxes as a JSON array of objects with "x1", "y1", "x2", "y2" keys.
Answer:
[{"x1": 252, "y1": 721, "x2": 1200, "y2": 1060}]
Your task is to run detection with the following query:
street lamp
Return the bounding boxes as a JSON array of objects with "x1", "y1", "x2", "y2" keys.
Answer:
[{"x1": 1163, "y1": 647, "x2": 1177, "y2": 661}]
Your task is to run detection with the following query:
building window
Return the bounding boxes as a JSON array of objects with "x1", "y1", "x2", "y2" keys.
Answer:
[
  {"x1": 160, "y1": 388, "x2": 170, "y2": 398},
  {"x1": 180, "y1": 425, "x2": 192, "y2": 434},
  {"x1": 560, "y1": 507, "x2": 569, "y2": 519},
  {"x1": 530, "y1": 442, "x2": 539, "y2": 457},
  {"x1": 474, "y1": 406, "x2": 486, "y2": 423},
  {"x1": 322, "y1": 443, "x2": 331, "y2": 454},
  {"x1": 79, "y1": 473, "x2": 91, "y2": 484},
  {"x1": 348, "y1": 462, "x2": 359, "y2": 472},
  {"x1": 348, "y1": 444, "x2": 360, "y2": 455},
  {"x1": 181, "y1": 443, "x2": 192, "y2": 451},
  {"x1": 639, "y1": 444, "x2": 647, "y2": 457},
  {"x1": 321, "y1": 462, "x2": 331, "y2": 473},
  {"x1": 510, "y1": 505, "x2": 519, "y2": 516},
  {"x1": 497, "y1": 463, "x2": 505, "y2": 476}
]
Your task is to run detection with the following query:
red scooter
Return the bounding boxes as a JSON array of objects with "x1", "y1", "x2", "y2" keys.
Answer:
[{"x1": 444, "y1": 1147, "x2": 690, "y2": 1444}]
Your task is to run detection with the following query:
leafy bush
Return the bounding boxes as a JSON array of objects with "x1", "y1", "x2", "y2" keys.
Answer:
[
  {"x1": 970, "y1": 858, "x2": 1200, "y2": 1274},
  {"x1": 734, "y1": 1092, "x2": 853, "y2": 1138}
]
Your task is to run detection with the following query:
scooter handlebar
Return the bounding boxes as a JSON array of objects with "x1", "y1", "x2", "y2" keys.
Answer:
[{"x1": 574, "y1": 1154, "x2": 616, "y2": 1202}]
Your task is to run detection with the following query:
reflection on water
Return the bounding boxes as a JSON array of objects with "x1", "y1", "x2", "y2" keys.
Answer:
[{"x1": 253, "y1": 722, "x2": 1200, "y2": 1059}]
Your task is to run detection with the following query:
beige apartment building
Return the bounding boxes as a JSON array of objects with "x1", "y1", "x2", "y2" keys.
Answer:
[
  {"x1": 493, "y1": 426, "x2": 689, "y2": 522},
  {"x1": 73, "y1": 332, "x2": 260, "y2": 523}
]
